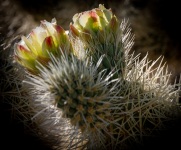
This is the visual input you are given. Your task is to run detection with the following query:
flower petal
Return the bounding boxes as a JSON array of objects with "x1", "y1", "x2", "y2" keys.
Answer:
[
  {"x1": 42, "y1": 36, "x2": 56, "y2": 56},
  {"x1": 21, "y1": 36, "x2": 38, "y2": 55},
  {"x1": 70, "y1": 23, "x2": 80, "y2": 37}
]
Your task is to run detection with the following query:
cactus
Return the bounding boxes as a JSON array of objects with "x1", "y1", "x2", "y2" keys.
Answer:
[
  {"x1": 24, "y1": 53, "x2": 121, "y2": 149},
  {"x1": 70, "y1": 4, "x2": 125, "y2": 77},
  {"x1": 3, "y1": 3, "x2": 181, "y2": 150},
  {"x1": 108, "y1": 53, "x2": 181, "y2": 149}
]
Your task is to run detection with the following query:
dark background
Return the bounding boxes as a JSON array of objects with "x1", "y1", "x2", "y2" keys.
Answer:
[{"x1": 1, "y1": 0, "x2": 181, "y2": 149}]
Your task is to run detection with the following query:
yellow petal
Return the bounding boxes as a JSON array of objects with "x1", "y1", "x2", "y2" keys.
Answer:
[
  {"x1": 21, "y1": 36, "x2": 38, "y2": 55},
  {"x1": 42, "y1": 36, "x2": 56, "y2": 56}
]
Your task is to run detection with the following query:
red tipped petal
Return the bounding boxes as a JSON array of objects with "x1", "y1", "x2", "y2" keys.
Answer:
[
  {"x1": 16, "y1": 44, "x2": 35, "y2": 59},
  {"x1": 42, "y1": 36, "x2": 56, "y2": 55},
  {"x1": 45, "y1": 36, "x2": 54, "y2": 47},
  {"x1": 109, "y1": 16, "x2": 118, "y2": 32},
  {"x1": 70, "y1": 24, "x2": 80, "y2": 37},
  {"x1": 54, "y1": 24, "x2": 64, "y2": 34},
  {"x1": 18, "y1": 45, "x2": 29, "y2": 52},
  {"x1": 89, "y1": 11, "x2": 98, "y2": 22}
]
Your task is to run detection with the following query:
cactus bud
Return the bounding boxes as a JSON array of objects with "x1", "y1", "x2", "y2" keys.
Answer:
[
  {"x1": 70, "y1": 4, "x2": 119, "y2": 42},
  {"x1": 14, "y1": 18, "x2": 72, "y2": 75},
  {"x1": 69, "y1": 4, "x2": 126, "y2": 77}
]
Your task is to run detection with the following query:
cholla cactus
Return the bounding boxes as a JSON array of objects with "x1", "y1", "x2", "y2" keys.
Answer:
[
  {"x1": 109, "y1": 54, "x2": 181, "y2": 149},
  {"x1": 70, "y1": 4, "x2": 126, "y2": 76},
  {"x1": 10, "y1": 3, "x2": 181, "y2": 150},
  {"x1": 25, "y1": 53, "x2": 121, "y2": 149},
  {"x1": 14, "y1": 18, "x2": 72, "y2": 75}
]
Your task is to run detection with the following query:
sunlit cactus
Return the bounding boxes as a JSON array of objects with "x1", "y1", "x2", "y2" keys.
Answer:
[
  {"x1": 24, "y1": 53, "x2": 121, "y2": 149},
  {"x1": 4, "y1": 3, "x2": 181, "y2": 150}
]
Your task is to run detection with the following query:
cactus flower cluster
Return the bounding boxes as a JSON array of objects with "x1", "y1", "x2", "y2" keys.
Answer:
[
  {"x1": 70, "y1": 4, "x2": 123, "y2": 75},
  {"x1": 12, "y1": 4, "x2": 181, "y2": 150},
  {"x1": 70, "y1": 4, "x2": 118, "y2": 42},
  {"x1": 14, "y1": 18, "x2": 72, "y2": 75}
]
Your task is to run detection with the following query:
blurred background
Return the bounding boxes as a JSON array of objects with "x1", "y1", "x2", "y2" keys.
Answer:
[{"x1": 1, "y1": 0, "x2": 181, "y2": 149}]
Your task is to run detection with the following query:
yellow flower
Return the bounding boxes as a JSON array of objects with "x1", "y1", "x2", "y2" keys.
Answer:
[
  {"x1": 69, "y1": 4, "x2": 121, "y2": 74},
  {"x1": 70, "y1": 4, "x2": 119, "y2": 42},
  {"x1": 14, "y1": 18, "x2": 72, "y2": 75}
]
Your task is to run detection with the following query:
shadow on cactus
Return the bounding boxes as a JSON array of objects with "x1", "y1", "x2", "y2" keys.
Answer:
[{"x1": 10, "y1": 4, "x2": 181, "y2": 150}]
